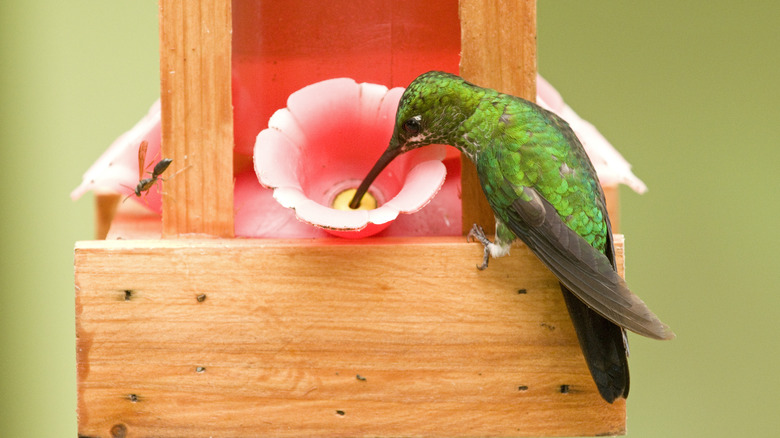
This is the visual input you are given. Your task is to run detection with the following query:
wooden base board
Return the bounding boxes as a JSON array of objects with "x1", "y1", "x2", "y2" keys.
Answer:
[{"x1": 75, "y1": 237, "x2": 626, "y2": 437}]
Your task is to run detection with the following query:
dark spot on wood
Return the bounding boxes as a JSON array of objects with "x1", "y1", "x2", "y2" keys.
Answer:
[
  {"x1": 517, "y1": 288, "x2": 527, "y2": 294},
  {"x1": 127, "y1": 394, "x2": 139, "y2": 403},
  {"x1": 196, "y1": 294, "x2": 207, "y2": 302},
  {"x1": 596, "y1": 429, "x2": 626, "y2": 437},
  {"x1": 540, "y1": 322, "x2": 556, "y2": 331},
  {"x1": 518, "y1": 385, "x2": 529, "y2": 391},
  {"x1": 356, "y1": 374, "x2": 366, "y2": 381},
  {"x1": 336, "y1": 410, "x2": 345, "y2": 416},
  {"x1": 196, "y1": 366, "x2": 206, "y2": 373},
  {"x1": 110, "y1": 423, "x2": 127, "y2": 438},
  {"x1": 124, "y1": 290, "x2": 132, "y2": 301},
  {"x1": 560, "y1": 384, "x2": 570, "y2": 394}
]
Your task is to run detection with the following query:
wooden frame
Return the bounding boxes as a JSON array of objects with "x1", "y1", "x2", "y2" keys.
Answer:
[
  {"x1": 459, "y1": 0, "x2": 537, "y2": 234},
  {"x1": 159, "y1": 0, "x2": 234, "y2": 237},
  {"x1": 76, "y1": 0, "x2": 627, "y2": 436}
]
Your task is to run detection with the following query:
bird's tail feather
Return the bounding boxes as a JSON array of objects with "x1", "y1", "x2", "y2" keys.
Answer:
[{"x1": 561, "y1": 284, "x2": 629, "y2": 403}]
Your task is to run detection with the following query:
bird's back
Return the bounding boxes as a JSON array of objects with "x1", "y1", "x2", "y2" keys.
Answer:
[{"x1": 471, "y1": 94, "x2": 611, "y2": 255}]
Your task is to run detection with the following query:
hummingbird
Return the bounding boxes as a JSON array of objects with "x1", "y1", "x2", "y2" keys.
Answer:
[{"x1": 349, "y1": 71, "x2": 674, "y2": 403}]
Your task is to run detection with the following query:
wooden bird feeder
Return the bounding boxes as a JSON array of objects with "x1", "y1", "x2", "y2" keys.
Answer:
[{"x1": 75, "y1": 0, "x2": 626, "y2": 436}]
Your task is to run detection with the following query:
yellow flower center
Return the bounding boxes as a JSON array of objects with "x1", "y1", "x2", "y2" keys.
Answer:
[{"x1": 332, "y1": 188, "x2": 376, "y2": 211}]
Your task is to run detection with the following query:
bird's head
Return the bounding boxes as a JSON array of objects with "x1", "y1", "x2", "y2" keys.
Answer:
[{"x1": 349, "y1": 71, "x2": 477, "y2": 209}]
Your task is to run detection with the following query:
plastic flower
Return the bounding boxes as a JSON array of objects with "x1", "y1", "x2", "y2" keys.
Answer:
[
  {"x1": 71, "y1": 74, "x2": 643, "y2": 239},
  {"x1": 253, "y1": 78, "x2": 448, "y2": 238},
  {"x1": 70, "y1": 100, "x2": 165, "y2": 211}
]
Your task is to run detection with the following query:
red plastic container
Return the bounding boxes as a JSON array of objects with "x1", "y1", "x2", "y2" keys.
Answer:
[{"x1": 232, "y1": 0, "x2": 461, "y2": 156}]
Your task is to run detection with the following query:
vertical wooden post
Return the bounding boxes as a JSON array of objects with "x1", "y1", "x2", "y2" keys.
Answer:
[
  {"x1": 159, "y1": 0, "x2": 234, "y2": 237},
  {"x1": 94, "y1": 193, "x2": 121, "y2": 240},
  {"x1": 459, "y1": 0, "x2": 537, "y2": 235}
]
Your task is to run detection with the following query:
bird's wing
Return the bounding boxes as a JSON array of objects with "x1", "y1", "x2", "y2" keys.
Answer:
[{"x1": 504, "y1": 187, "x2": 674, "y2": 340}]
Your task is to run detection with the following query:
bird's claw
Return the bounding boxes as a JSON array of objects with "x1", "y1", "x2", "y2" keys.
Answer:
[
  {"x1": 467, "y1": 224, "x2": 491, "y2": 270},
  {"x1": 467, "y1": 224, "x2": 487, "y2": 244}
]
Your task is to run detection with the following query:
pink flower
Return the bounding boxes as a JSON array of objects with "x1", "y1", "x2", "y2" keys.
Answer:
[
  {"x1": 72, "y1": 75, "x2": 641, "y2": 239},
  {"x1": 252, "y1": 78, "x2": 450, "y2": 238},
  {"x1": 70, "y1": 100, "x2": 165, "y2": 211}
]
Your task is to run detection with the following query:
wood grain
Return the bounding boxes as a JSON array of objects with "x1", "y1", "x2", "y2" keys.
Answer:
[
  {"x1": 94, "y1": 193, "x2": 121, "y2": 240},
  {"x1": 459, "y1": 0, "x2": 538, "y2": 235},
  {"x1": 604, "y1": 185, "x2": 620, "y2": 233},
  {"x1": 158, "y1": 0, "x2": 234, "y2": 238},
  {"x1": 75, "y1": 237, "x2": 626, "y2": 437},
  {"x1": 105, "y1": 203, "x2": 162, "y2": 241}
]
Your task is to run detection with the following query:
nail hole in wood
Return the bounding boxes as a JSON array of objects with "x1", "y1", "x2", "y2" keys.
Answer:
[{"x1": 110, "y1": 423, "x2": 127, "y2": 438}]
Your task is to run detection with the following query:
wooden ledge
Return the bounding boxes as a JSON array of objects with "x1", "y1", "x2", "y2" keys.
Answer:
[{"x1": 75, "y1": 235, "x2": 625, "y2": 437}]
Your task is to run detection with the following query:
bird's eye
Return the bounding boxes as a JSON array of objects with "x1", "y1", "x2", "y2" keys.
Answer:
[{"x1": 402, "y1": 116, "x2": 422, "y2": 135}]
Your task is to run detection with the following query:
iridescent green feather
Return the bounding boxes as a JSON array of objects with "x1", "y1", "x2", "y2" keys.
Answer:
[
  {"x1": 394, "y1": 71, "x2": 610, "y2": 253},
  {"x1": 350, "y1": 71, "x2": 674, "y2": 403},
  {"x1": 461, "y1": 93, "x2": 610, "y2": 253}
]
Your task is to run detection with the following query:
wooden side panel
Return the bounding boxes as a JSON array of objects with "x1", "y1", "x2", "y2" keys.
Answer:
[
  {"x1": 94, "y1": 193, "x2": 121, "y2": 240},
  {"x1": 604, "y1": 185, "x2": 621, "y2": 233},
  {"x1": 459, "y1": 0, "x2": 538, "y2": 235},
  {"x1": 75, "y1": 238, "x2": 625, "y2": 437},
  {"x1": 158, "y1": 0, "x2": 234, "y2": 237},
  {"x1": 460, "y1": 0, "x2": 537, "y2": 100}
]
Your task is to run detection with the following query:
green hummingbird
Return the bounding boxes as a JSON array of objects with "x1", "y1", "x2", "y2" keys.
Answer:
[{"x1": 349, "y1": 71, "x2": 674, "y2": 403}]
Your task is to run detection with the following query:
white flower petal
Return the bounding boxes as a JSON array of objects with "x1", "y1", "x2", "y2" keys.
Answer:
[
  {"x1": 382, "y1": 160, "x2": 447, "y2": 214},
  {"x1": 367, "y1": 205, "x2": 400, "y2": 226},
  {"x1": 71, "y1": 100, "x2": 162, "y2": 201},
  {"x1": 271, "y1": 187, "x2": 309, "y2": 209},
  {"x1": 295, "y1": 199, "x2": 369, "y2": 230},
  {"x1": 253, "y1": 78, "x2": 447, "y2": 238},
  {"x1": 254, "y1": 128, "x2": 302, "y2": 190},
  {"x1": 268, "y1": 108, "x2": 307, "y2": 147}
]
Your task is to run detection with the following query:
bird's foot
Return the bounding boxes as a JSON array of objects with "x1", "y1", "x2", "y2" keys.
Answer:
[{"x1": 466, "y1": 224, "x2": 491, "y2": 270}]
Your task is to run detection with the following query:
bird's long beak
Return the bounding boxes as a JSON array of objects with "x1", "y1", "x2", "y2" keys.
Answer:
[{"x1": 348, "y1": 141, "x2": 403, "y2": 209}]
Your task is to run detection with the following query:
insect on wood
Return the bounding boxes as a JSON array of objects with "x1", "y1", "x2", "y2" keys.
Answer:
[{"x1": 124, "y1": 140, "x2": 173, "y2": 201}]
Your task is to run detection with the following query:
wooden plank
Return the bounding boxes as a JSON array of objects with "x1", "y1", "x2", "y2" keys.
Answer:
[
  {"x1": 613, "y1": 233, "x2": 626, "y2": 280},
  {"x1": 604, "y1": 185, "x2": 620, "y2": 233},
  {"x1": 75, "y1": 237, "x2": 626, "y2": 437},
  {"x1": 459, "y1": 0, "x2": 538, "y2": 235},
  {"x1": 105, "y1": 203, "x2": 162, "y2": 240},
  {"x1": 93, "y1": 193, "x2": 121, "y2": 240},
  {"x1": 158, "y1": 0, "x2": 234, "y2": 237},
  {"x1": 459, "y1": 0, "x2": 537, "y2": 100}
]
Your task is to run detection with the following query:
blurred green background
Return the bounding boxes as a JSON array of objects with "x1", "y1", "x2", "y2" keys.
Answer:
[{"x1": 1, "y1": 1, "x2": 777, "y2": 436}]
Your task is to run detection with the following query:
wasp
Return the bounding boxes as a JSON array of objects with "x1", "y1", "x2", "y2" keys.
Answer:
[{"x1": 125, "y1": 140, "x2": 172, "y2": 200}]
